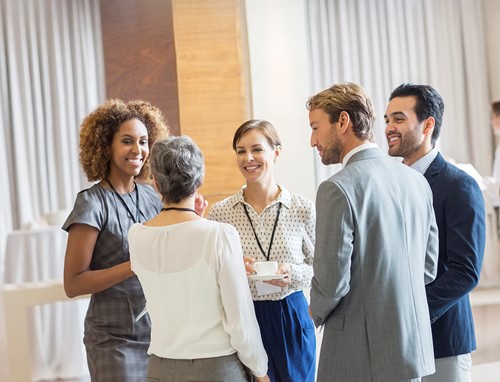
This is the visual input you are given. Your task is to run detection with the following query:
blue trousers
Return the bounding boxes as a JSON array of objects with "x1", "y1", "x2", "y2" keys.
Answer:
[{"x1": 253, "y1": 291, "x2": 316, "y2": 382}]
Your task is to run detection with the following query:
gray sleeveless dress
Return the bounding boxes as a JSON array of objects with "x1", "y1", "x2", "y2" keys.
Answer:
[{"x1": 63, "y1": 182, "x2": 162, "y2": 381}]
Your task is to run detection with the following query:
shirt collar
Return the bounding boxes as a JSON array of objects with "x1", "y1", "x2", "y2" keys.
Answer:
[
  {"x1": 408, "y1": 148, "x2": 438, "y2": 175},
  {"x1": 342, "y1": 142, "x2": 379, "y2": 166},
  {"x1": 230, "y1": 184, "x2": 292, "y2": 210}
]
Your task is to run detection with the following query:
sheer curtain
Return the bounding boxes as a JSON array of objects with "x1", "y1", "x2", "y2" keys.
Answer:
[
  {"x1": 0, "y1": 0, "x2": 104, "y2": 253},
  {"x1": 306, "y1": 0, "x2": 492, "y2": 186}
]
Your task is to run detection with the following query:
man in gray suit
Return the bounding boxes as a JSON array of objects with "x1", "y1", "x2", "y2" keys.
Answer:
[{"x1": 307, "y1": 82, "x2": 439, "y2": 382}]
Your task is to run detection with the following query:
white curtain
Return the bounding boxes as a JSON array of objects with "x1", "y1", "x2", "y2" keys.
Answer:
[
  {"x1": 0, "y1": 0, "x2": 104, "y2": 258},
  {"x1": 306, "y1": 0, "x2": 492, "y2": 186}
]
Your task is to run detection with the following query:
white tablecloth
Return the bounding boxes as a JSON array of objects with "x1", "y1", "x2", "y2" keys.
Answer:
[{"x1": 0, "y1": 226, "x2": 89, "y2": 381}]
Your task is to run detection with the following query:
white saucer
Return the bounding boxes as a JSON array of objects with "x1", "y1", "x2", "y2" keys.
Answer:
[{"x1": 248, "y1": 274, "x2": 286, "y2": 281}]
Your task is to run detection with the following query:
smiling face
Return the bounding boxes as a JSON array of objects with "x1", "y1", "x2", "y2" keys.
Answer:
[
  {"x1": 384, "y1": 96, "x2": 431, "y2": 165},
  {"x1": 309, "y1": 107, "x2": 343, "y2": 165},
  {"x1": 235, "y1": 129, "x2": 279, "y2": 186},
  {"x1": 108, "y1": 118, "x2": 149, "y2": 180}
]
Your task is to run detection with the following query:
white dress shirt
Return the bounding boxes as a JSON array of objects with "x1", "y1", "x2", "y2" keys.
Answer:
[
  {"x1": 342, "y1": 142, "x2": 378, "y2": 166},
  {"x1": 409, "y1": 148, "x2": 439, "y2": 175},
  {"x1": 129, "y1": 219, "x2": 268, "y2": 377}
]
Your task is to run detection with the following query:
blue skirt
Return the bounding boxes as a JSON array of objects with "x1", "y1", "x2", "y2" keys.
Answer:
[{"x1": 253, "y1": 291, "x2": 316, "y2": 382}]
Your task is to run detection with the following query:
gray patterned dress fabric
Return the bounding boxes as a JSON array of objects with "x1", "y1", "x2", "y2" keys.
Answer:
[{"x1": 63, "y1": 183, "x2": 162, "y2": 381}]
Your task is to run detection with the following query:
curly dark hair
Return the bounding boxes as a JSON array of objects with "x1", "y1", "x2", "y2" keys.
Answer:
[{"x1": 79, "y1": 99, "x2": 169, "y2": 181}]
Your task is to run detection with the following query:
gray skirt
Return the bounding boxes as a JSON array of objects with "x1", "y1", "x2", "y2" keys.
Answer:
[
  {"x1": 84, "y1": 294, "x2": 151, "y2": 381},
  {"x1": 147, "y1": 353, "x2": 253, "y2": 382}
]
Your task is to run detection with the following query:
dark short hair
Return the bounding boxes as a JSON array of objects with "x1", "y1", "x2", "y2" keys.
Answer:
[
  {"x1": 389, "y1": 83, "x2": 444, "y2": 146},
  {"x1": 150, "y1": 136, "x2": 204, "y2": 204}
]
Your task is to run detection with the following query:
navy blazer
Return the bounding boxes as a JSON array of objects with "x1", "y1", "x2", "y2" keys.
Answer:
[{"x1": 424, "y1": 153, "x2": 485, "y2": 358}]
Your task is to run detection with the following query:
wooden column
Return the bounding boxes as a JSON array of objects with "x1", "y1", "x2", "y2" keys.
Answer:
[
  {"x1": 100, "y1": 0, "x2": 250, "y2": 204},
  {"x1": 99, "y1": 0, "x2": 180, "y2": 135},
  {"x1": 172, "y1": 0, "x2": 250, "y2": 204}
]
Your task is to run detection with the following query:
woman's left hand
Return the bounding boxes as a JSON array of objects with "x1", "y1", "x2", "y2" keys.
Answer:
[
  {"x1": 194, "y1": 193, "x2": 208, "y2": 217},
  {"x1": 265, "y1": 263, "x2": 291, "y2": 287}
]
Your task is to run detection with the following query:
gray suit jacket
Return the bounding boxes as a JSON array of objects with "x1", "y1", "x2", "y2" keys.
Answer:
[{"x1": 311, "y1": 148, "x2": 438, "y2": 382}]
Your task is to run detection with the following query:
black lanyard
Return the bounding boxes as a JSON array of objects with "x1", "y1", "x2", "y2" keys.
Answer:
[
  {"x1": 106, "y1": 178, "x2": 142, "y2": 223},
  {"x1": 161, "y1": 207, "x2": 197, "y2": 214},
  {"x1": 242, "y1": 202, "x2": 282, "y2": 261}
]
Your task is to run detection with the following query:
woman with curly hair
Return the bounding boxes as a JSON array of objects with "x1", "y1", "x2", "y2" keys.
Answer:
[{"x1": 62, "y1": 98, "x2": 170, "y2": 381}]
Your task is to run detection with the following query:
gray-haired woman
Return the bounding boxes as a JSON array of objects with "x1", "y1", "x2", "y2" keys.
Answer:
[{"x1": 128, "y1": 136, "x2": 269, "y2": 382}]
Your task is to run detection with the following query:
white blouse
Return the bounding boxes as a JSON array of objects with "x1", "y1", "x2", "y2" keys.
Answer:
[
  {"x1": 129, "y1": 219, "x2": 268, "y2": 378},
  {"x1": 208, "y1": 185, "x2": 315, "y2": 301}
]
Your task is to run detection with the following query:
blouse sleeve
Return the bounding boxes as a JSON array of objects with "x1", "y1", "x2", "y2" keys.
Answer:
[
  {"x1": 216, "y1": 223, "x2": 268, "y2": 377},
  {"x1": 289, "y1": 197, "x2": 315, "y2": 290},
  {"x1": 62, "y1": 188, "x2": 105, "y2": 232}
]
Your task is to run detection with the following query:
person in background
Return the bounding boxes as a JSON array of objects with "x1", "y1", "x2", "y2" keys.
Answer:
[
  {"x1": 307, "y1": 82, "x2": 438, "y2": 382},
  {"x1": 208, "y1": 120, "x2": 316, "y2": 382},
  {"x1": 62, "y1": 99, "x2": 169, "y2": 381},
  {"x1": 489, "y1": 100, "x2": 500, "y2": 234},
  {"x1": 385, "y1": 83, "x2": 485, "y2": 382},
  {"x1": 490, "y1": 100, "x2": 500, "y2": 184},
  {"x1": 128, "y1": 135, "x2": 269, "y2": 382}
]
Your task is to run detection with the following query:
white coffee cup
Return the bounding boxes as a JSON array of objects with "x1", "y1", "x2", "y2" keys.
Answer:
[{"x1": 253, "y1": 261, "x2": 278, "y2": 275}]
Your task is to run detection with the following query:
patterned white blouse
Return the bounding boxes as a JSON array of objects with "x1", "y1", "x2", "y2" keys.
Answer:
[{"x1": 207, "y1": 185, "x2": 315, "y2": 301}]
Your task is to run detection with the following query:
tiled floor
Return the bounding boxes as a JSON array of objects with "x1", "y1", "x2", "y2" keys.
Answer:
[
  {"x1": 472, "y1": 361, "x2": 500, "y2": 381},
  {"x1": 41, "y1": 361, "x2": 500, "y2": 382}
]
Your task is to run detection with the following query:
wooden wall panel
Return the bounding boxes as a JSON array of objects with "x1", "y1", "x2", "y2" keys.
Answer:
[
  {"x1": 100, "y1": 0, "x2": 180, "y2": 135},
  {"x1": 172, "y1": 0, "x2": 250, "y2": 205}
]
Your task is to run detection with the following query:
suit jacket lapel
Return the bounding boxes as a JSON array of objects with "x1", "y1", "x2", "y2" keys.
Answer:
[{"x1": 424, "y1": 152, "x2": 446, "y2": 186}]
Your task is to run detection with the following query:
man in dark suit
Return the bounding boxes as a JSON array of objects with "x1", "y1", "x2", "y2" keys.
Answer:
[{"x1": 385, "y1": 83, "x2": 486, "y2": 381}]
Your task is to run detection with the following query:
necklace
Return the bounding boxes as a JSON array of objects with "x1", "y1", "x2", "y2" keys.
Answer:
[
  {"x1": 105, "y1": 178, "x2": 143, "y2": 223},
  {"x1": 161, "y1": 207, "x2": 197, "y2": 214},
  {"x1": 243, "y1": 202, "x2": 282, "y2": 261}
]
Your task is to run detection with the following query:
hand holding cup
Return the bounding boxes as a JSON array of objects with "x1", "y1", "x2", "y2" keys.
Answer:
[{"x1": 253, "y1": 261, "x2": 278, "y2": 275}]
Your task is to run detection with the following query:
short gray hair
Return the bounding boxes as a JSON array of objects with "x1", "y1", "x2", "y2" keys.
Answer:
[{"x1": 150, "y1": 136, "x2": 204, "y2": 203}]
